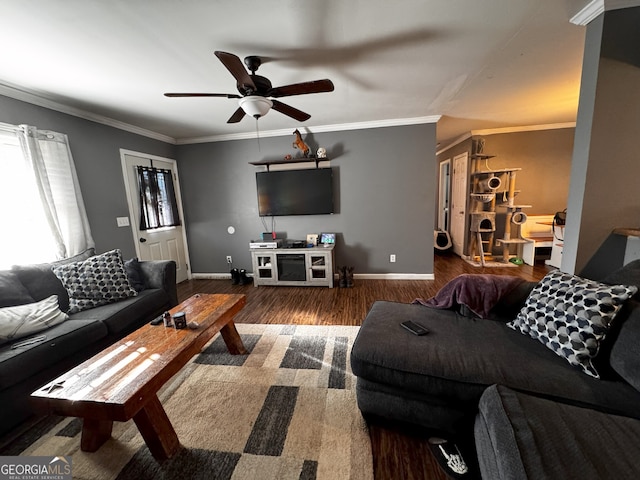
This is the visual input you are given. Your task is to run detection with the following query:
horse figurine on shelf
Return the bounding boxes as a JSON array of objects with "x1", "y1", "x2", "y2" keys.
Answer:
[{"x1": 292, "y1": 129, "x2": 310, "y2": 158}]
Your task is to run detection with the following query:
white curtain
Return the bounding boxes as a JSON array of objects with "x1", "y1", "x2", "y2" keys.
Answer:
[{"x1": 17, "y1": 125, "x2": 94, "y2": 260}]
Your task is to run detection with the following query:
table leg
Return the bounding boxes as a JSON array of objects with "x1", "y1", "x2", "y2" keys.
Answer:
[
  {"x1": 220, "y1": 321, "x2": 248, "y2": 355},
  {"x1": 133, "y1": 394, "x2": 181, "y2": 461},
  {"x1": 81, "y1": 418, "x2": 113, "y2": 452}
]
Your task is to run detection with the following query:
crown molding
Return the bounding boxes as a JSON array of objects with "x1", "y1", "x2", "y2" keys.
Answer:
[
  {"x1": 1, "y1": 81, "x2": 439, "y2": 146},
  {"x1": 0, "y1": 82, "x2": 177, "y2": 144},
  {"x1": 436, "y1": 132, "x2": 472, "y2": 156},
  {"x1": 471, "y1": 122, "x2": 576, "y2": 136},
  {"x1": 571, "y1": 0, "x2": 640, "y2": 25},
  {"x1": 436, "y1": 122, "x2": 576, "y2": 155},
  {"x1": 176, "y1": 115, "x2": 441, "y2": 144}
]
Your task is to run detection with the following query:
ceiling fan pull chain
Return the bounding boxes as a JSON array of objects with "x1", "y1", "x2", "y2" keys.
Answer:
[{"x1": 255, "y1": 117, "x2": 261, "y2": 152}]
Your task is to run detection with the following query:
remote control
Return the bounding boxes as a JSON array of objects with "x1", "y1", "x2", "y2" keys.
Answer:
[
  {"x1": 401, "y1": 320, "x2": 429, "y2": 336},
  {"x1": 150, "y1": 316, "x2": 164, "y2": 326}
]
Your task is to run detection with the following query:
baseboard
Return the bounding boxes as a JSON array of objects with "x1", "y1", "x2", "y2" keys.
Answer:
[
  {"x1": 191, "y1": 272, "x2": 435, "y2": 281},
  {"x1": 355, "y1": 273, "x2": 435, "y2": 280},
  {"x1": 191, "y1": 273, "x2": 234, "y2": 280}
]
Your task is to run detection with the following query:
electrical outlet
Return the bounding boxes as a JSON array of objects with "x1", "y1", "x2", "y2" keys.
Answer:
[
  {"x1": 390, "y1": 254, "x2": 396, "y2": 263},
  {"x1": 226, "y1": 256, "x2": 233, "y2": 264}
]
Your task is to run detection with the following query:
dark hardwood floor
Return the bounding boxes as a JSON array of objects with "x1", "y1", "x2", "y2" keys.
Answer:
[{"x1": 177, "y1": 253, "x2": 551, "y2": 480}]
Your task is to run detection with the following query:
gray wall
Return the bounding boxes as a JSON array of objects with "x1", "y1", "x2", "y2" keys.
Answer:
[
  {"x1": 476, "y1": 129, "x2": 573, "y2": 216},
  {"x1": 177, "y1": 124, "x2": 436, "y2": 275},
  {"x1": 436, "y1": 128, "x2": 573, "y2": 255},
  {"x1": 1, "y1": 94, "x2": 436, "y2": 275},
  {"x1": 0, "y1": 94, "x2": 176, "y2": 260},
  {"x1": 564, "y1": 7, "x2": 640, "y2": 275}
]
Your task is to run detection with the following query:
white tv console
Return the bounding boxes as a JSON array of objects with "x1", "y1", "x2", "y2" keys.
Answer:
[{"x1": 250, "y1": 245, "x2": 335, "y2": 288}]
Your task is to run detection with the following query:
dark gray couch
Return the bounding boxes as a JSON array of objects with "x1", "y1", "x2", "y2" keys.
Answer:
[
  {"x1": 350, "y1": 262, "x2": 640, "y2": 479},
  {"x1": 0, "y1": 251, "x2": 177, "y2": 436}
]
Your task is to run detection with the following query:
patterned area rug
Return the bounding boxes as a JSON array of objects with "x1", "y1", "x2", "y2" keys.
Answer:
[{"x1": 1, "y1": 324, "x2": 372, "y2": 480}]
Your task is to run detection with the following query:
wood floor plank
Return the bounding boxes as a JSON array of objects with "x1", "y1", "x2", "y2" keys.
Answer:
[{"x1": 177, "y1": 254, "x2": 551, "y2": 480}]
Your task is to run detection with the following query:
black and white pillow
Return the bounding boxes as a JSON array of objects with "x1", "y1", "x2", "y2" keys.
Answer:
[
  {"x1": 52, "y1": 249, "x2": 137, "y2": 313},
  {"x1": 508, "y1": 270, "x2": 637, "y2": 378}
]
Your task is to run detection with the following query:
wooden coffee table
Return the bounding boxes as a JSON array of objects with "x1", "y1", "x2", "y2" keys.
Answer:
[{"x1": 31, "y1": 293, "x2": 246, "y2": 461}]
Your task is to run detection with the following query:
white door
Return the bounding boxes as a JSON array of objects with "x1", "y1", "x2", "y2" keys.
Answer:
[
  {"x1": 450, "y1": 152, "x2": 468, "y2": 256},
  {"x1": 121, "y1": 150, "x2": 190, "y2": 283}
]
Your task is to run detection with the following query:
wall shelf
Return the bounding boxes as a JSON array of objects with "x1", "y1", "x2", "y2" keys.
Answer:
[{"x1": 249, "y1": 157, "x2": 329, "y2": 170}]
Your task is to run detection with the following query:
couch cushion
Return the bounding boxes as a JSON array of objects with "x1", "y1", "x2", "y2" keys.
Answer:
[
  {"x1": 609, "y1": 300, "x2": 640, "y2": 392},
  {"x1": 0, "y1": 318, "x2": 107, "y2": 390},
  {"x1": 508, "y1": 270, "x2": 637, "y2": 378},
  {"x1": 52, "y1": 249, "x2": 137, "y2": 314},
  {"x1": 71, "y1": 288, "x2": 168, "y2": 334},
  {"x1": 0, "y1": 271, "x2": 34, "y2": 307},
  {"x1": 12, "y1": 264, "x2": 70, "y2": 312},
  {"x1": 124, "y1": 257, "x2": 146, "y2": 292},
  {"x1": 475, "y1": 385, "x2": 640, "y2": 480},
  {"x1": 10, "y1": 249, "x2": 96, "y2": 313},
  {"x1": 0, "y1": 295, "x2": 68, "y2": 345},
  {"x1": 602, "y1": 259, "x2": 640, "y2": 299},
  {"x1": 350, "y1": 301, "x2": 640, "y2": 419}
]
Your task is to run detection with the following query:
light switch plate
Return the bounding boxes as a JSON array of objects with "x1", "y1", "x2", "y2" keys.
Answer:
[{"x1": 116, "y1": 216, "x2": 130, "y2": 227}]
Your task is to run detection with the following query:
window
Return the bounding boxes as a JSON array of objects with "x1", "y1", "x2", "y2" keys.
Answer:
[
  {"x1": 0, "y1": 124, "x2": 94, "y2": 269},
  {"x1": 0, "y1": 130, "x2": 58, "y2": 268},
  {"x1": 137, "y1": 166, "x2": 181, "y2": 230}
]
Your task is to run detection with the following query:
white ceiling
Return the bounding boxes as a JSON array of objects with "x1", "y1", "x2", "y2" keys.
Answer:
[{"x1": 0, "y1": 0, "x2": 593, "y2": 146}]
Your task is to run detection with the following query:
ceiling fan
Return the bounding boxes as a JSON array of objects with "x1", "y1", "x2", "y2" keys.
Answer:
[{"x1": 165, "y1": 51, "x2": 334, "y2": 124}]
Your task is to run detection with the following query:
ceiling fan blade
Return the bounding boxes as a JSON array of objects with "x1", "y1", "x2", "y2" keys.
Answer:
[
  {"x1": 164, "y1": 93, "x2": 241, "y2": 98},
  {"x1": 227, "y1": 106, "x2": 246, "y2": 124},
  {"x1": 268, "y1": 79, "x2": 334, "y2": 98},
  {"x1": 214, "y1": 51, "x2": 256, "y2": 92},
  {"x1": 271, "y1": 99, "x2": 311, "y2": 122}
]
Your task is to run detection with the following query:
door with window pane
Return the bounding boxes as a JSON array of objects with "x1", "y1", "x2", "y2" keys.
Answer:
[{"x1": 121, "y1": 151, "x2": 189, "y2": 282}]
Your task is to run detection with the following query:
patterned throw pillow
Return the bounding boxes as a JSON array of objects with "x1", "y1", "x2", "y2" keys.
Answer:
[
  {"x1": 508, "y1": 270, "x2": 637, "y2": 378},
  {"x1": 52, "y1": 249, "x2": 137, "y2": 313}
]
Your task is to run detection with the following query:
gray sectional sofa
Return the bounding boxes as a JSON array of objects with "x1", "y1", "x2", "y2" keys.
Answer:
[
  {"x1": 0, "y1": 249, "x2": 177, "y2": 436},
  {"x1": 351, "y1": 261, "x2": 640, "y2": 479}
]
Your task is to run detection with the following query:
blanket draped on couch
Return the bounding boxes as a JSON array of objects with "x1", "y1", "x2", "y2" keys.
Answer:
[{"x1": 414, "y1": 274, "x2": 524, "y2": 319}]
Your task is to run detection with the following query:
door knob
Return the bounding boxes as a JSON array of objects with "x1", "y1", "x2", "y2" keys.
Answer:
[{"x1": 139, "y1": 237, "x2": 147, "y2": 243}]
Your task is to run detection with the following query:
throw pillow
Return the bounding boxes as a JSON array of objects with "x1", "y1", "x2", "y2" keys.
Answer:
[
  {"x1": 508, "y1": 270, "x2": 637, "y2": 378},
  {"x1": 0, "y1": 295, "x2": 68, "y2": 345},
  {"x1": 124, "y1": 258, "x2": 146, "y2": 292},
  {"x1": 52, "y1": 249, "x2": 137, "y2": 313}
]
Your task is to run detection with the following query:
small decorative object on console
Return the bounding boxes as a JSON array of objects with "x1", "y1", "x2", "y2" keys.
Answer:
[
  {"x1": 317, "y1": 147, "x2": 327, "y2": 158},
  {"x1": 306, "y1": 234, "x2": 319, "y2": 246},
  {"x1": 320, "y1": 233, "x2": 335, "y2": 245},
  {"x1": 172, "y1": 311, "x2": 187, "y2": 329}
]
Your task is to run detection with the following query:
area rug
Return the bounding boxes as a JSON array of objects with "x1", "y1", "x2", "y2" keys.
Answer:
[{"x1": 1, "y1": 324, "x2": 372, "y2": 480}]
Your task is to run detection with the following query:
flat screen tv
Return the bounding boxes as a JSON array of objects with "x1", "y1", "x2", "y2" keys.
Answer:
[{"x1": 256, "y1": 168, "x2": 334, "y2": 216}]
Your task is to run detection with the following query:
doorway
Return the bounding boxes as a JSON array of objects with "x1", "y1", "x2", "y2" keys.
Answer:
[
  {"x1": 120, "y1": 149, "x2": 190, "y2": 283},
  {"x1": 450, "y1": 152, "x2": 469, "y2": 256},
  {"x1": 438, "y1": 159, "x2": 451, "y2": 231}
]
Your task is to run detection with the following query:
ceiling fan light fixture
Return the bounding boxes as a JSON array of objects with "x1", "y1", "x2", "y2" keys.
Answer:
[{"x1": 239, "y1": 96, "x2": 273, "y2": 119}]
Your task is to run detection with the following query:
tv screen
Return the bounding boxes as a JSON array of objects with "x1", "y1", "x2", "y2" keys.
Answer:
[{"x1": 256, "y1": 168, "x2": 334, "y2": 216}]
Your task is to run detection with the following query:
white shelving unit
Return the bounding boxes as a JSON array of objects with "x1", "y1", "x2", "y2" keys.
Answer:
[{"x1": 250, "y1": 245, "x2": 335, "y2": 288}]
